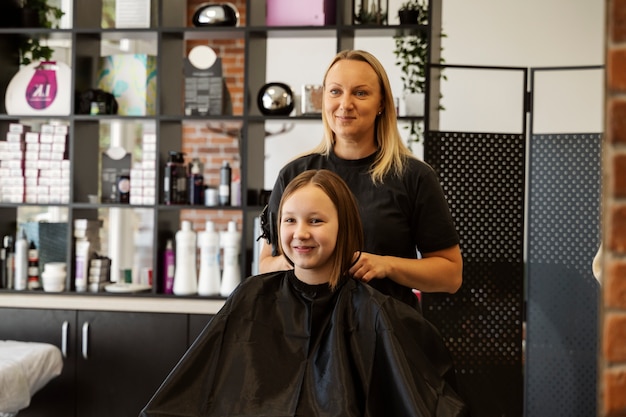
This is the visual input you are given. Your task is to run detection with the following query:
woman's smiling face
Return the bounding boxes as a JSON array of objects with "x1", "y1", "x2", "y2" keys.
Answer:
[
  {"x1": 324, "y1": 59, "x2": 383, "y2": 143},
  {"x1": 280, "y1": 184, "x2": 339, "y2": 284}
]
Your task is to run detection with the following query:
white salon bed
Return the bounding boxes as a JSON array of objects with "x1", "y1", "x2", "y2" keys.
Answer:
[{"x1": 0, "y1": 340, "x2": 63, "y2": 416}]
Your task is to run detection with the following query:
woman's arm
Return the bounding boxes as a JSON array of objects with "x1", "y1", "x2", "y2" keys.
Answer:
[{"x1": 348, "y1": 244, "x2": 463, "y2": 293}]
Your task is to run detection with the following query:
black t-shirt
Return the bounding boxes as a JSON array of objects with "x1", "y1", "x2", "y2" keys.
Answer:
[{"x1": 268, "y1": 150, "x2": 459, "y2": 309}]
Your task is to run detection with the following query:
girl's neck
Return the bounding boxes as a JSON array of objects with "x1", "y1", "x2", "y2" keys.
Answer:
[{"x1": 293, "y1": 266, "x2": 331, "y2": 286}]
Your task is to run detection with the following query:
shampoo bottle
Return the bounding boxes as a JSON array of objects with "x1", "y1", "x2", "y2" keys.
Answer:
[
  {"x1": 197, "y1": 221, "x2": 221, "y2": 296},
  {"x1": 163, "y1": 239, "x2": 175, "y2": 294},
  {"x1": 188, "y1": 158, "x2": 204, "y2": 205},
  {"x1": 164, "y1": 151, "x2": 187, "y2": 205},
  {"x1": 173, "y1": 220, "x2": 198, "y2": 295},
  {"x1": 219, "y1": 160, "x2": 231, "y2": 206},
  {"x1": 13, "y1": 229, "x2": 28, "y2": 291},
  {"x1": 220, "y1": 220, "x2": 241, "y2": 296}
]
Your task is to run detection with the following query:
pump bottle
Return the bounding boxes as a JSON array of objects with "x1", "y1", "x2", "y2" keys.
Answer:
[
  {"x1": 197, "y1": 221, "x2": 221, "y2": 296},
  {"x1": 173, "y1": 221, "x2": 198, "y2": 295},
  {"x1": 220, "y1": 221, "x2": 241, "y2": 296}
]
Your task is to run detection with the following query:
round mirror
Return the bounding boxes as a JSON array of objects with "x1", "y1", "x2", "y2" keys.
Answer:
[{"x1": 257, "y1": 82, "x2": 294, "y2": 116}]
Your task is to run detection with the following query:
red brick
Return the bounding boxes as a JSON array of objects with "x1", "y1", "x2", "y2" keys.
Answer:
[
  {"x1": 603, "y1": 368, "x2": 626, "y2": 417},
  {"x1": 606, "y1": 262, "x2": 626, "y2": 309},
  {"x1": 609, "y1": 205, "x2": 626, "y2": 253},
  {"x1": 604, "y1": 313, "x2": 626, "y2": 362},
  {"x1": 615, "y1": 154, "x2": 626, "y2": 197},
  {"x1": 609, "y1": 100, "x2": 626, "y2": 145},
  {"x1": 608, "y1": 49, "x2": 626, "y2": 93},
  {"x1": 613, "y1": 0, "x2": 626, "y2": 42}
]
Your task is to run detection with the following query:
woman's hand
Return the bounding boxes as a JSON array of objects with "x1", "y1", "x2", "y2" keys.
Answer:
[
  {"x1": 349, "y1": 252, "x2": 389, "y2": 282},
  {"x1": 348, "y1": 245, "x2": 463, "y2": 294}
]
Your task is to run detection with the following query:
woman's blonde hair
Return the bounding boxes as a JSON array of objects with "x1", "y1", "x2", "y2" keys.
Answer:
[
  {"x1": 309, "y1": 49, "x2": 414, "y2": 184},
  {"x1": 277, "y1": 169, "x2": 364, "y2": 290}
]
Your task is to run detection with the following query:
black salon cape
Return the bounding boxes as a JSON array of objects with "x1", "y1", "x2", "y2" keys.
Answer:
[{"x1": 140, "y1": 271, "x2": 467, "y2": 417}]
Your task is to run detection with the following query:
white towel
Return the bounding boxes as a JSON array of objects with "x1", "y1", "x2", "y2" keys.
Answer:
[{"x1": 0, "y1": 340, "x2": 63, "y2": 413}]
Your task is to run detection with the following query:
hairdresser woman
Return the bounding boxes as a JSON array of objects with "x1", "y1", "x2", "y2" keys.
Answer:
[{"x1": 259, "y1": 49, "x2": 462, "y2": 310}]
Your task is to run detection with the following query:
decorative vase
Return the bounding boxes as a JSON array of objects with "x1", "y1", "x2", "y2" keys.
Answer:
[
  {"x1": 398, "y1": 9, "x2": 419, "y2": 24},
  {"x1": 403, "y1": 92, "x2": 425, "y2": 117}
]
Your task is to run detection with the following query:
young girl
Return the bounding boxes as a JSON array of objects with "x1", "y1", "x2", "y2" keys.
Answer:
[{"x1": 140, "y1": 170, "x2": 467, "y2": 417}]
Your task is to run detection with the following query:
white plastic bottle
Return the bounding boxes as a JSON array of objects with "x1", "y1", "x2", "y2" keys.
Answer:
[
  {"x1": 220, "y1": 221, "x2": 241, "y2": 297},
  {"x1": 13, "y1": 230, "x2": 28, "y2": 291},
  {"x1": 197, "y1": 221, "x2": 221, "y2": 296},
  {"x1": 173, "y1": 220, "x2": 198, "y2": 295}
]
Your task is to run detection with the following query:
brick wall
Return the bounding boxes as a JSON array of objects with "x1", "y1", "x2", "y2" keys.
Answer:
[
  {"x1": 602, "y1": 0, "x2": 626, "y2": 416},
  {"x1": 180, "y1": 1, "x2": 247, "y2": 232}
]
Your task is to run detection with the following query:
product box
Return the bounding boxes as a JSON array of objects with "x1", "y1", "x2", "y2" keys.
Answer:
[
  {"x1": 184, "y1": 56, "x2": 230, "y2": 116},
  {"x1": 301, "y1": 84, "x2": 323, "y2": 114},
  {"x1": 266, "y1": 0, "x2": 336, "y2": 26},
  {"x1": 101, "y1": 147, "x2": 131, "y2": 203},
  {"x1": 21, "y1": 222, "x2": 68, "y2": 276},
  {"x1": 97, "y1": 54, "x2": 157, "y2": 116},
  {"x1": 115, "y1": 0, "x2": 151, "y2": 28}
]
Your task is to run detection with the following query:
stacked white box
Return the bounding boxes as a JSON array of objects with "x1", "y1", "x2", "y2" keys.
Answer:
[
  {"x1": 74, "y1": 219, "x2": 103, "y2": 292},
  {"x1": 130, "y1": 132, "x2": 157, "y2": 205},
  {"x1": 0, "y1": 123, "x2": 29, "y2": 203},
  {"x1": 88, "y1": 256, "x2": 112, "y2": 293},
  {"x1": 1, "y1": 123, "x2": 70, "y2": 204}
]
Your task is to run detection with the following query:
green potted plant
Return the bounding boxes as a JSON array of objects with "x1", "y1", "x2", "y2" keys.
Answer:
[
  {"x1": 394, "y1": 0, "x2": 429, "y2": 99},
  {"x1": 18, "y1": 0, "x2": 64, "y2": 65},
  {"x1": 393, "y1": 0, "x2": 445, "y2": 146},
  {"x1": 354, "y1": 1, "x2": 388, "y2": 25},
  {"x1": 398, "y1": 0, "x2": 423, "y2": 25},
  {"x1": 20, "y1": 0, "x2": 64, "y2": 28}
]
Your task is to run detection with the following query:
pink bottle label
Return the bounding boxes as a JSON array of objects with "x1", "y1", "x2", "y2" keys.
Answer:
[{"x1": 25, "y1": 62, "x2": 58, "y2": 110}]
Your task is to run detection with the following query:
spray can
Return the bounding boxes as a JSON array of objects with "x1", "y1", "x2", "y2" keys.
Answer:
[
  {"x1": 163, "y1": 239, "x2": 175, "y2": 294},
  {"x1": 197, "y1": 221, "x2": 221, "y2": 296},
  {"x1": 173, "y1": 220, "x2": 198, "y2": 295},
  {"x1": 0, "y1": 236, "x2": 8, "y2": 289},
  {"x1": 220, "y1": 220, "x2": 241, "y2": 296},
  {"x1": 4, "y1": 235, "x2": 14, "y2": 290},
  {"x1": 14, "y1": 230, "x2": 28, "y2": 291}
]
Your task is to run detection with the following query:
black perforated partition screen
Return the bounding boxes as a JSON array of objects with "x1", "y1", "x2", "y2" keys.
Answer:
[
  {"x1": 525, "y1": 133, "x2": 601, "y2": 417},
  {"x1": 423, "y1": 131, "x2": 525, "y2": 417}
]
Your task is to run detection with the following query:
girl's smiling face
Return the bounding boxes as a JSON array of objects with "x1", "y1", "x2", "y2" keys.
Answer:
[{"x1": 280, "y1": 184, "x2": 339, "y2": 285}]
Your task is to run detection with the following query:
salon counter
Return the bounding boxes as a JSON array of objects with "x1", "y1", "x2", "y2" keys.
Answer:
[
  {"x1": 0, "y1": 293, "x2": 227, "y2": 417},
  {"x1": 0, "y1": 292, "x2": 226, "y2": 315}
]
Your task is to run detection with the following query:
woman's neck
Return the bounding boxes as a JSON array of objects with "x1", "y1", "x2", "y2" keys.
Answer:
[{"x1": 333, "y1": 136, "x2": 378, "y2": 160}]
